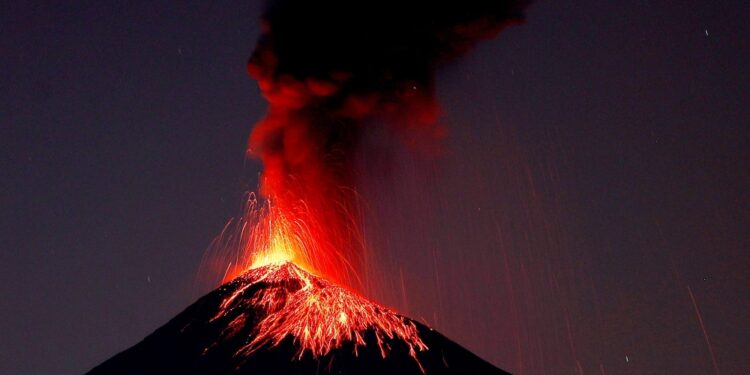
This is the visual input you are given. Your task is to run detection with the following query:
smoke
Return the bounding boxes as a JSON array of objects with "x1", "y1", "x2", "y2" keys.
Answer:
[{"x1": 246, "y1": 0, "x2": 528, "y2": 288}]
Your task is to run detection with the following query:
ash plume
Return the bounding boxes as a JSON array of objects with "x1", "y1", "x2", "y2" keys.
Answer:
[{"x1": 246, "y1": 0, "x2": 529, "y2": 288}]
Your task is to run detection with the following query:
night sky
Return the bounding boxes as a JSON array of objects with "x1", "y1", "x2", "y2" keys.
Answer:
[{"x1": 2, "y1": 1, "x2": 749, "y2": 374}]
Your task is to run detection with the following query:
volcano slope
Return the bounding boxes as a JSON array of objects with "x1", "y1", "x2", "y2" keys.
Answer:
[{"x1": 87, "y1": 262, "x2": 509, "y2": 374}]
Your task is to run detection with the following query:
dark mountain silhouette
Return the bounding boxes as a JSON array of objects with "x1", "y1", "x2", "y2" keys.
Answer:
[{"x1": 87, "y1": 262, "x2": 509, "y2": 374}]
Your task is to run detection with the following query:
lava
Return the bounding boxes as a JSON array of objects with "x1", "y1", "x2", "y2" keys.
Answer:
[
  {"x1": 213, "y1": 262, "x2": 427, "y2": 367},
  {"x1": 203, "y1": 198, "x2": 427, "y2": 366}
]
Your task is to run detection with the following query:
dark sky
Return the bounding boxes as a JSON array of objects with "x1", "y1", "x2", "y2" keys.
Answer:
[{"x1": 2, "y1": 1, "x2": 749, "y2": 374}]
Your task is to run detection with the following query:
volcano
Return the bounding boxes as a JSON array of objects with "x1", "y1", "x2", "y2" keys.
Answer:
[{"x1": 86, "y1": 262, "x2": 509, "y2": 374}]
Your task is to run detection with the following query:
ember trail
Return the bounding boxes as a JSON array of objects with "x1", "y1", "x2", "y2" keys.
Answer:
[{"x1": 209, "y1": 198, "x2": 429, "y2": 364}]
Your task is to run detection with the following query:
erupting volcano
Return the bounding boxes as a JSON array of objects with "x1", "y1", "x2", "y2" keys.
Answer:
[{"x1": 88, "y1": 0, "x2": 529, "y2": 373}]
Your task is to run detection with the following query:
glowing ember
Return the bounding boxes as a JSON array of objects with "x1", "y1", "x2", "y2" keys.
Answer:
[
  {"x1": 202, "y1": 194, "x2": 425, "y2": 366},
  {"x1": 212, "y1": 262, "x2": 427, "y2": 366},
  {"x1": 245, "y1": 205, "x2": 315, "y2": 272}
]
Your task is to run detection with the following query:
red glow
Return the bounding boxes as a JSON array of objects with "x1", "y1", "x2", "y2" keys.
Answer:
[
  {"x1": 216, "y1": 194, "x2": 359, "y2": 288},
  {"x1": 240, "y1": 63, "x2": 446, "y2": 291},
  {"x1": 204, "y1": 196, "x2": 429, "y2": 364}
]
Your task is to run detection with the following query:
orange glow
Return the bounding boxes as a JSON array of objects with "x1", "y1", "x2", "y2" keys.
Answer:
[
  {"x1": 204, "y1": 199, "x2": 427, "y2": 364},
  {"x1": 213, "y1": 262, "x2": 427, "y2": 366},
  {"x1": 212, "y1": 194, "x2": 358, "y2": 289},
  {"x1": 200, "y1": 185, "x2": 428, "y2": 363},
  {"x1": 247, "y1": 209, "x2": 313, "y2": 272}
]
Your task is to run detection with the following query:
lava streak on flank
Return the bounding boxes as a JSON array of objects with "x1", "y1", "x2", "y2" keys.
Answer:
[
  {"x1": 88, "y1": 258, "x2": 509, "y2": 374},
  {"x1": 212, "y1": 262, "x2": 427, "y2": 368}
]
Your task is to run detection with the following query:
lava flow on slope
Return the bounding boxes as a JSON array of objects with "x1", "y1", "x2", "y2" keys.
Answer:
[
  {"x1": 216, "y1": 262, "x2": 427, "y2": 362},
  {"x1": 87, "y1": 261, "x2": 509, "y2": 374}
]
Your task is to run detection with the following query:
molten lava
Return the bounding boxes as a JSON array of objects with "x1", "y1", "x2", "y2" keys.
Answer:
[
  {"x1": 212, "y1": 262, "x2": 427, "y2": 367},
  {"x1": 201, "y1": 193, "x2": 427, "y2": 367}
]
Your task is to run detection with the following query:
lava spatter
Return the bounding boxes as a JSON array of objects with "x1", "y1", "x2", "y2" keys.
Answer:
[{"x1": 213, "y1": 262, "x2": 427, "y2": 365}]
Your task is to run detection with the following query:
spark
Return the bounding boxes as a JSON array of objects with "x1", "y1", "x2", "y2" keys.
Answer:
[{"x1": 687, "y1": 285, "x2": 720, "y2": 375}]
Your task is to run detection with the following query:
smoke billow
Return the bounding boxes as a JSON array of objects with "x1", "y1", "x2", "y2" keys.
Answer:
[{"x1": 246, "y1": 0, "x2": 528, "y2": 288}]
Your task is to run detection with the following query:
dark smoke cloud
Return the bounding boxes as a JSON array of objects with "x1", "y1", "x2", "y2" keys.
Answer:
[{"x1": 246, "y1": 0, "x2": 528, "y2": 287}]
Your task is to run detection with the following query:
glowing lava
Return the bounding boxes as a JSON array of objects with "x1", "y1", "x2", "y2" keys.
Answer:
[
  {"x1": 245, "y1": 206, "x2": 315, "y2": 273},
  {"x1": 201, "y1": 193, "x2": 426, "y2": 366},
  {"x1": 204, "y1": 188, "x2": 424, "y2": 363},
  {"x1": 213, "y1": 262, "x2": 427, "y2": 366}
]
